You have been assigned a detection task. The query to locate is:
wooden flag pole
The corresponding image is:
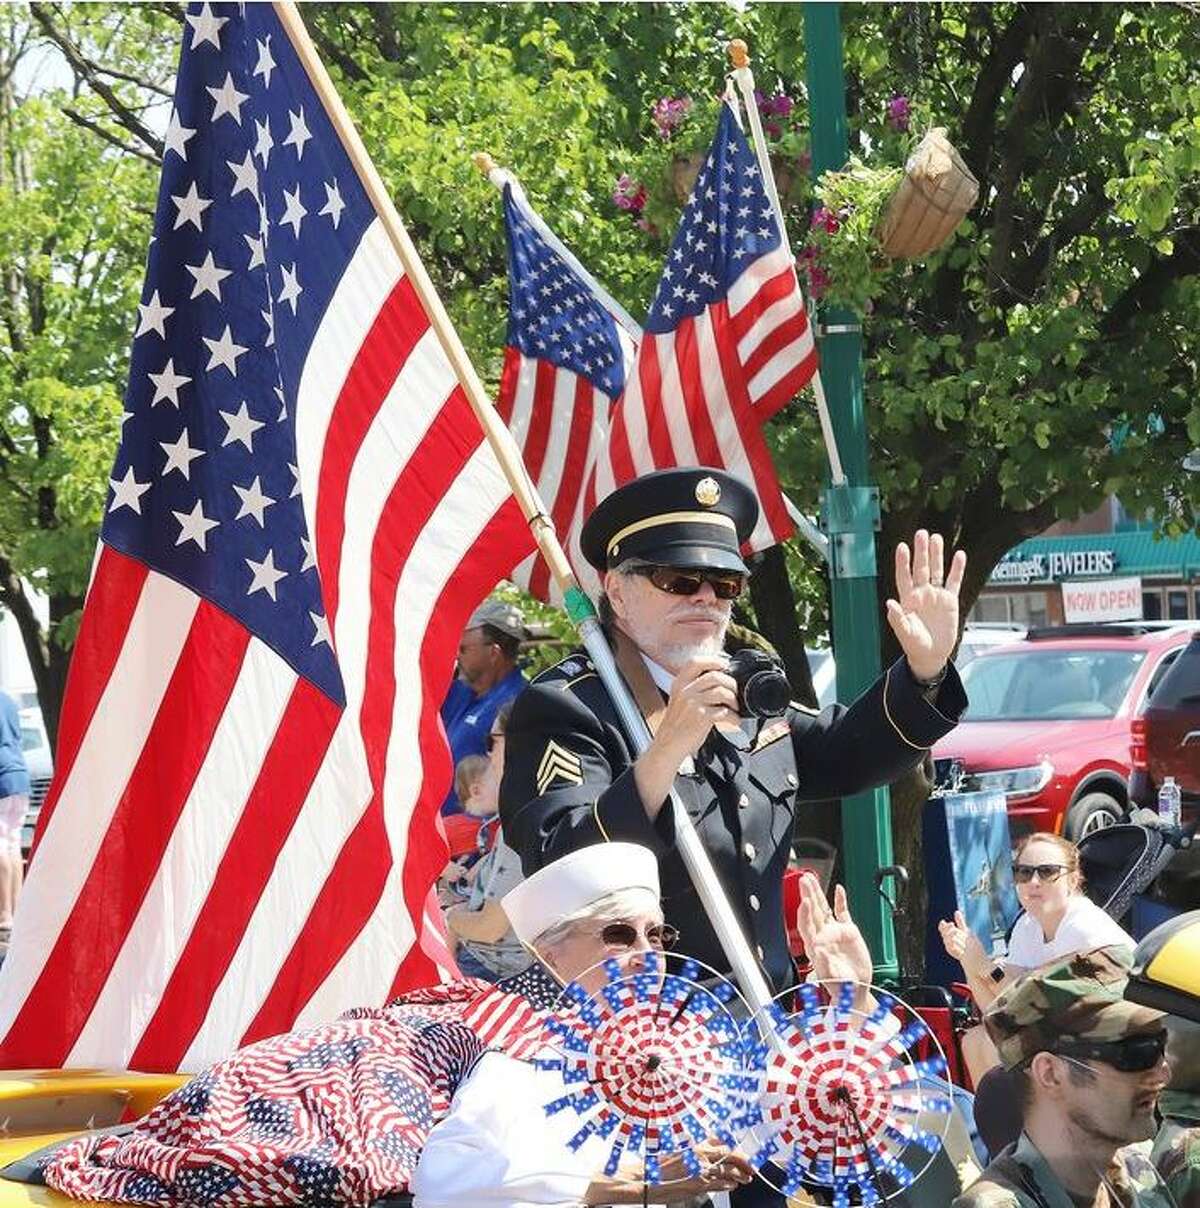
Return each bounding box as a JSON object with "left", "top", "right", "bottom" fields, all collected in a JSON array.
[{"left": 275, "top": 2, "right": 777, "bottom": 1016}]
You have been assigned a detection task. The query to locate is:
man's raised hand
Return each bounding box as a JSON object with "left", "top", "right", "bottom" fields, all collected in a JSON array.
[{"left": 886, "top": 529, "right": 967, "bottom": 682}]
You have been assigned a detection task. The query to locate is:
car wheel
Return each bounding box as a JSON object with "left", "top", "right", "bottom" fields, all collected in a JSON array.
[{"left": 1064, "top": 792, "right": 1123, "bottom": 840}]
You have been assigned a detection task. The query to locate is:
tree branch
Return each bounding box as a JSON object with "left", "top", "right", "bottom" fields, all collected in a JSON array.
[
  {"left": 1099, "top": 225, "right": 1200, "bottom": 339},
  {"left": 61, "top": 105, "right": 161, "bottom": 165},
  {"left": 29, "top": 2, "right": 163, "bottom": 159}
]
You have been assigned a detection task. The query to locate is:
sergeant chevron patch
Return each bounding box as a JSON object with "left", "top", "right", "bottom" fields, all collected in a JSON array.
[{"left": 536, "top": 740, "right": 584, "bottom": 795}]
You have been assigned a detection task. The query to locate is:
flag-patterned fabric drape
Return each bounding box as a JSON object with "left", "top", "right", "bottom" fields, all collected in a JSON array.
[{"left": 0, "top": 1, "right": 533, "bottom": 1072}]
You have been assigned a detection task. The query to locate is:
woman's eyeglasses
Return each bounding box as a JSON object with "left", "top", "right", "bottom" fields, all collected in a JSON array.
[
  {"left": 485, "top": 732, "right": 505, "bottom": 754},
  {"left": 627, "top": 564, "right": 746, "bottom": 601},
  {"left": 1053, "top": 1030, "right": 1167, "bottom": 1074},
  {"left": 598, "top": 920, "right": 679, "bottom": 951},
  {"left": 1012, "top": 863, "right": 1068, "bottom": 884}
]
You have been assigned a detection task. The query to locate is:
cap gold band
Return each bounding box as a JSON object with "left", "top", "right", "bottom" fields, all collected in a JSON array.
[{"left": 606, "top": 510, "right": 738, "bottom": 560}]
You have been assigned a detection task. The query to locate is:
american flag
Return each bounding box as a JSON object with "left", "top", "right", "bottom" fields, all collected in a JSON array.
[
  {"left": 495, "top": 180, "right": 637, "bottom": 603},
  {"left": 0, "top": 1, "right": 533, "bottom": 1072},
  {"left": 501, "top": 101, "right": 816, "bottom": 600}
]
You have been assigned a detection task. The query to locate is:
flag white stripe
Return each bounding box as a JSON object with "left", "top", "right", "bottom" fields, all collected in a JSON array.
[
  {"left": 295, "top": 219, "right": 401, "bottom": 554},
  {"left": 504, "top": 355, "right": 539, "bottom": 447},
  {"left": 748, "top": 339, "right": 814, "bottom": 405},
  {"left": 693, "top": 310, "right": 776, "bottom": 552},
  {"left": 657, "top": 331, "right": 701, "bottom": 467},
  {"left": 297, "top": 451, "right": 514, "bottom": 1025},
  {"left": 0, "top": 573, "right": 199, "bottom": 1037},
  {"left": 532, "top": 370, "right": 580, "bottom": 502},
  {"left": 66, "top": 636, "right": 297, "bottom": 1066},
  {"left": 726, "top": 246, "right": 794, "bottom": 317},
  {"left": 736, "top": 286, "right": 805, "bottom": 363}
]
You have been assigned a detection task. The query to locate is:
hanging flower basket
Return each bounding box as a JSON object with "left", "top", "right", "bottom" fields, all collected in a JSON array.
[{"left": 877, "top": 127, "right": 979, "bottom": 259}]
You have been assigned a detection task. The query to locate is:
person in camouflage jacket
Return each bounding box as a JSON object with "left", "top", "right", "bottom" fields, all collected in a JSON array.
[
  {"left": 953, "top": 947, "right": 1174, "bottom": 1208},
  {"left": 1151, "top": 1017, "right": 1200, "bottom": 1207}
]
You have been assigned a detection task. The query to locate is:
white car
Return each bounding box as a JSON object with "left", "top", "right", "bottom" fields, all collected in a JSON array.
[{"left": 16, "top": 705, "right": 52, "bottom": 860}]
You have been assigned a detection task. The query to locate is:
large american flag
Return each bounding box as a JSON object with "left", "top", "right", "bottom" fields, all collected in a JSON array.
[
  {"left": 0, "top": 1, "right": 532, "bottom": 1071},
  {"left": 501, "top": 101, "right": 816, "bottom": 601}
]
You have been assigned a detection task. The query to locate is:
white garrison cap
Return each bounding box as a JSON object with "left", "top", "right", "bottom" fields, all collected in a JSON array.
[{"left": 501, "top": 843, "right": 660, "bottom": 946}]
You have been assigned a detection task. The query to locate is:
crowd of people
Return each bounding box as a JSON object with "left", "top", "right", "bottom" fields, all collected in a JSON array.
[{"left": 21, "top": 466, "right": 1200, "bottom": 1207}]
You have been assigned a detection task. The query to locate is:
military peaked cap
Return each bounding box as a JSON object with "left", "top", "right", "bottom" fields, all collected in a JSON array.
[{"left": 580, "top": 467, "right": 759, "bottom": 573}]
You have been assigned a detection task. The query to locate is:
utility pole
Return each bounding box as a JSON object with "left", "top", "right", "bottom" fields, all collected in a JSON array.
[{"left": 803, "top": 2, "right": 898, "bottom": 976}]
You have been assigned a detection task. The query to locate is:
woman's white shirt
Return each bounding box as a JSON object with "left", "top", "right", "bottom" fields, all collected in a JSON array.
[
  {"left": 1005, "top": 894, "right": 1134, "bottom": 969},
  {"left": 410, "top": 1051, "right": 595, "bottom": 1207}
]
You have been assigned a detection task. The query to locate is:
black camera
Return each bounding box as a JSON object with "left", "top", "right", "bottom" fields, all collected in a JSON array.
[{"left": 727, "top": 649, "right": 791, "bottom": 718}]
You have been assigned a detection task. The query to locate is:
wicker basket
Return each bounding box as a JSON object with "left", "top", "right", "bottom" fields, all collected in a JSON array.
[{"left": 878, "top": 127, "right": 979, "bottom": 259}]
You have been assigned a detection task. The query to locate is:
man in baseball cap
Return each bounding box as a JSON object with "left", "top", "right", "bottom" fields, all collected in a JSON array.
[
  {"left": 440, "top": 597, "right": 528, "bottom": 815},
  {"left": 954, "top": 947, "right": 1173, "bottom": 1207}
]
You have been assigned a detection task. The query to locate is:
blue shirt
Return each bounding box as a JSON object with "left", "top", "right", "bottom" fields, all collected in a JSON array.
[
  {"left": 440, "top": 668, "right": 526, "bottom": 815},
  {"left": 0, "top": 693, "right": 31, "bottom": 799}
]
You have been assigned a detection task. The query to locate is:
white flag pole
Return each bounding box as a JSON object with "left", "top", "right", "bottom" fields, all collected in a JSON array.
[{"left": 728, "top": 40, "right": 848, "bottom": 488}]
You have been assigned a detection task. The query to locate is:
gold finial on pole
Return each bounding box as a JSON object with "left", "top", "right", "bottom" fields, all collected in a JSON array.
[
  {"left": 728, "top": 39, "right": 749, "bottom": 69},
  {"left": 472, "top": 151, "right": 497, "bottom": 176}
]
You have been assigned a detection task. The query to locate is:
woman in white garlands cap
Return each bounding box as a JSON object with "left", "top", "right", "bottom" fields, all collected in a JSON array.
[{"left": 410, "top": 841, "right": 756, "bottom": 1207}]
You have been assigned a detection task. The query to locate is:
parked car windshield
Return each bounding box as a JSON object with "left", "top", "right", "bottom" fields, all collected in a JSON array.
[{"left": 962, "top": 648, "right": 1146, "bottom": 720}]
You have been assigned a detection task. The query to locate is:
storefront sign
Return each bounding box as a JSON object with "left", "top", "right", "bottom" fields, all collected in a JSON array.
[
  {"left": 990, "top": 548, "right": 1116, "bottom": 585},
  {"left": 1061, "top": 575, "right": 1143, "bottom": 623}
]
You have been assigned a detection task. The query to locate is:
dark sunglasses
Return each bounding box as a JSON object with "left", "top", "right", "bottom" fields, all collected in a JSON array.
[
  {"left": 1053, "top": 1030, "right": 1167, "bottom": 1074},
  {"left": 485, "top": 732, "right": 505, "bottom": 754},
  {"left": 598, "top": 920, "right": 679, "bottom": 951},
  {"left": 1012, "top": 863, "right": 1068, "bottom": 884},
  {"left": 627, "top": 564, "right": 746, "bottom": 601}
]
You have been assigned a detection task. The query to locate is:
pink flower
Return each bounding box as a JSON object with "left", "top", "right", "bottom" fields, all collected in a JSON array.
[
  {"left": 612, "top": 173, "right": 647, "bottom": 214},
  {"left": 635, "top": 216, "right": 659, "bottom": 236},
  {"left": 755, "top": 90, "right": 794, "bottom": 121},
  {"left": 795, "top": 151, "right": 812, "bottom": 174},
  {"left": 807, "top": 265, "right": 831, "bottom": 299},
  {"left": 810, "top": 205, "right": 839, "bottom": 234},
  {"left": 886, "top": 94, "right": 911, "bottom": 133},
  {"left": 652, "top": 95, "right": 693, "bottom": 140}
]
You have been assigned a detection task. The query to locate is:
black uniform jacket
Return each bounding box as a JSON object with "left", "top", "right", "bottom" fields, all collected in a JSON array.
[{"left": 499, "top": 640, "right": 967, "bottom": 991}]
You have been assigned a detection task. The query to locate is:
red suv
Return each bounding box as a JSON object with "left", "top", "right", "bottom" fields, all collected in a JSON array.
[
  {"left": 1130, "top": 631, "right": 1200, "bottom": 819},
  {"left": 932, "top": 624, "right": 1197, "bottom": 840}
]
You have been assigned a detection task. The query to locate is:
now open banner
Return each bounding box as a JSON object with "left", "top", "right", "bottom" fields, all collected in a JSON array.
[{"left": 1061, "top": 575, "right": 1143, "bottom": 623}]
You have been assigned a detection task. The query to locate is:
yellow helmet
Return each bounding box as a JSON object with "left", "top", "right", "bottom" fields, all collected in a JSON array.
[{"left": 1125, "top": 910, "right": 1200, "bottom": 1022}]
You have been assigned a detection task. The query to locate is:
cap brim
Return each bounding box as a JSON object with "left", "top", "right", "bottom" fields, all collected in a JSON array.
[{"left": 637, "top": 543, "right": 749, "bottom": 575}]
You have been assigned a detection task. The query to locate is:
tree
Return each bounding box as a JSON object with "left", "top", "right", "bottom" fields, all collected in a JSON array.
[{"left": 0, "top": 5, "right": 173, "bottom": 745}]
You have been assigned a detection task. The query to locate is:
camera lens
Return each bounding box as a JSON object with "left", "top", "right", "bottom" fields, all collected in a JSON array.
[{"left": 728, "top": 650, "right": 791, "bottom": 718}]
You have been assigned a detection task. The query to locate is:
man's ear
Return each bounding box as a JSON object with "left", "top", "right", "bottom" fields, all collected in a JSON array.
[
  {"left": 604, "top": 569, "right": 628, "bottom": 622},
  {"left": 1029, "top": 1051, "right": 1067, "bottom": 1095}
]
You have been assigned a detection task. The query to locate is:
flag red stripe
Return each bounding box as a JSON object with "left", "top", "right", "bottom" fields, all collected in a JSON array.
[
  {"left": 671, "top": 323, "right": 723, "bottom": 467},
  {"left": 0, "top": 604, "right": 249, "bottom": 1066},
  {"left": 315, "top": 275, "right": 428, "bottom": 630},
  {"left": 240, "top": 392, "right": 485, "bottom": 1043},
  {"left": 389, "top": 492, "right": 533, "bottom": 1000},
  {"left": 495, "top": 346, "right": 522, "bottom": 426},
  {"left": 638, "top": 340, "right": 674, "bottom": 470},
  {"left": 728, "top": 265, "right": 802, "bottom": 344},
  {"left": 128, "top": 677, "right": 342, "bottom": 1070},
  {"left": 518, "top": 360, "right": 558, "bottom": 483},
  {"left": 710, "top": 301, "right": 793, "bottom": 541},
  {"left": 741, "top": 309, "right": 813, "bottom": 385},
  {"left": 751, "top": 348, "right": 820, "bottom": 422},
  {"left": 31, "top": 549, "right": 148, "bottom": 856}
]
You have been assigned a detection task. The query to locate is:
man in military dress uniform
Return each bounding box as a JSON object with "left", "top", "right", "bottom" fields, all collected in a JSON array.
[
  {"left": 499, "top": 466, "right": 969, "bottom": 995},
  {"left": 954, "top": 947, "right": 1174, "bottom": 1208}
]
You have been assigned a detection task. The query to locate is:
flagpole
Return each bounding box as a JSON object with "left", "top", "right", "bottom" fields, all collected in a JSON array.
[
  {"left": 273, "top": 1, "right": 776, "bottom": 1016},
  {"left": 728, "top": 41, "right": 847, "bottom": 488}
]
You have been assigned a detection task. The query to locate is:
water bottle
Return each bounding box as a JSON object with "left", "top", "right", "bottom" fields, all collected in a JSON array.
[{"left": 1158, "top": 776, "right": 1182, "bottom": 828}]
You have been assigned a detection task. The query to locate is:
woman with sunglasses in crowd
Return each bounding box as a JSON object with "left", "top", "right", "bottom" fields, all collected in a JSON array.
[
  {"left": 940, "top": 832, "right": 1134, "bottom": 1012},
  {"left": 940, "top": 831, "right": 1135, "bottom": 1097}
]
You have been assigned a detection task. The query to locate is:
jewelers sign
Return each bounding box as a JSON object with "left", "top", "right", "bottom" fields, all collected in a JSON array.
[{"left": 1061, "top": 576, "right": 1143, "bottom": 623}]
